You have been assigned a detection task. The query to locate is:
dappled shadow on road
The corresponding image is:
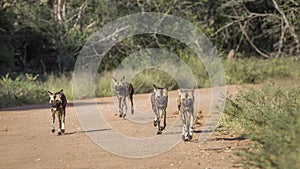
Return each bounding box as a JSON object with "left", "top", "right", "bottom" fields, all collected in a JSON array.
[
  {"left": 185, "top": 131, "right": 246, "bottom": 144},
  {"left": 0, "top": 100, "right": 112, "bottom": 111},
  {"left": 199, "top": 146, "right": 233, "bottom": 152},
  {"left": 193, "top": 129, "right": 214, "bottom": 134},
  {"left": 213, "top": 136, "right": 246, "bottom": 141},
  {"left": 187, "top": 136, "right": 246, "bottom": 144},
  {"left": 63, "top": 131, "right": 78, "bottom": 135},
  {"left": 62, "top": 128, "right": 112, "bottom": 136},
  {"left": 81, "top": 128, "right": 112, "bottom": 133}
]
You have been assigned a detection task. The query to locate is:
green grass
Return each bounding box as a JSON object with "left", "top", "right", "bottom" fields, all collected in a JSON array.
[
  {"left": 223, "top": 58, "right": 299, "bottom": 84},
  {"left": 45, "top": 73, "right": 73, "bottom": 100},
  {"left": 222, "top": 83, "right": 300, "bottom": 168},
  {"left": 95, "top": 71, "right": 113, "bottom": 97}
]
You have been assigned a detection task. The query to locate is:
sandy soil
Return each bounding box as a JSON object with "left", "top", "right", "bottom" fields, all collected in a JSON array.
[{"left": 0, "top": 85, "right": 247, "bottom": 169}]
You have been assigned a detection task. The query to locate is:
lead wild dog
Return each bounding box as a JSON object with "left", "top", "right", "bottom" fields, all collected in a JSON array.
[
  {"left": 47, "top": 89, "right": 67, "bottom": 135},
  {"left": 151, "top": 84, "right": 169, "bottom": 134},
  {"left": 178, "top": 89, "right": 195, "bottom": 141},
  {"left": 112, "top": 76, "right": 134, "bottom": 118}
]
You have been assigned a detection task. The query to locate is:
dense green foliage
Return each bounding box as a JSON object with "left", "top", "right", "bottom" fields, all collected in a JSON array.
[
  {"left": 223, "top": 84, "right": 300, "bottom": 168},
  {"left": 1, "top": 0, "right": 300, "bottom": 77},
  {"left": 0, "top": 74, "right": 48, "bottom": 107}
]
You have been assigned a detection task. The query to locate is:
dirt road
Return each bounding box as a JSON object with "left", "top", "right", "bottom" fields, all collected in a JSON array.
[{"left": 0, "top": 85, "right": 246, "bottom": 169}]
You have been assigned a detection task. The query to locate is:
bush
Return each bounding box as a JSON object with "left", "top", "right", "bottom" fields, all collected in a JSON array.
[
  {"left": 0, "top": 74, "right": 48, "bottom": 108},
  {"left": 223, "top": 84, "right": 300, "bottom": 168},
  {"left": 223, "top": 58, "right": 298, "bottom": 84}
]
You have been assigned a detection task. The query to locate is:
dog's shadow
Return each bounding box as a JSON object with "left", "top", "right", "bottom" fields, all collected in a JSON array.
[
  {"left": 62, "top": 131, "right": 77, "bottom": 135},
  {"left": 61, "top": 128, "right": 112, "bottom": 136}
]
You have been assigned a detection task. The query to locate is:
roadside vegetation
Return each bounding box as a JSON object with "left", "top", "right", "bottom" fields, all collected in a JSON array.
[
  {"left": 1, "top": 58, "right": 299, "bottom": 108},
  {"left": 222, "top": 83, "right": 300, "bottom": 168}
]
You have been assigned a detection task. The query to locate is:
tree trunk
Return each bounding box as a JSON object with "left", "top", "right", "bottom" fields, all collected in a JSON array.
[
  {"left": 57, "top": 0, "right": 62, "bottom": 23},
  {"left": 48, "top": 0, "right": 66, "bottom": 23},
  {"left": 62, "top": 0, "right": 67, "bottom": 20},
  {"left": 51, "top": 0, "right": 58, "bottom": 21}
]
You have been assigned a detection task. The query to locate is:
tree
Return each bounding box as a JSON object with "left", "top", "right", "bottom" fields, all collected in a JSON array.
[
  {"left": 210, "top": 0, "right": 300, "bottom": 58},
  {"left": 0, "top": 0, "right": 299, "bottom": 77}
]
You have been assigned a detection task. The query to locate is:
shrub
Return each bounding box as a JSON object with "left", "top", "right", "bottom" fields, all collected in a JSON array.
[
  {"left": 223, "top": 84, "right": 300, "bottom": 168},
  {"left": 0, "top": 74, "right": 48, "bottom": 108}
]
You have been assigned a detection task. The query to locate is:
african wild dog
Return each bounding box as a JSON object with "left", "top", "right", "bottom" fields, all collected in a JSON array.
[
  {"left": 47, "top": 89, "right": 67, "bottom": 135},
  {"left": 151, "top": 84, "right": 169, "bottom": 134},
  {"left": 112, "top": 76, "right": 134, "bottom": 118},
  {"left": 178, "top": 89, "right": 195, "bottom": 141}
]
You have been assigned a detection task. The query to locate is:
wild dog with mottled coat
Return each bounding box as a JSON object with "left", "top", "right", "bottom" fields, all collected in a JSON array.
[
  {"left": 47, "top": 89, "right": 67, "bottom": 135},
  {"left": 112, "top": 76, "right": 134, "bottom": 118},
  {"left": 151, "top": 84, "right": 169, "bottom": 134},
  {"left": 178, "top": 89, "right": 194, "bottom": 141}
]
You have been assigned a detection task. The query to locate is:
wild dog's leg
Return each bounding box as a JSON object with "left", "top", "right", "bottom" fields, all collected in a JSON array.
[
  {"left": 152, "top": 106, "right": 160, "bottom": 133},
  {"left": 156, "top": 119, "right": 161, "bottom": 134},
  {"left": 123, "top": 97, "right": 127, "bottom": 118},
  {"left": 61, "top": 109, "right": 65, "bottom": 133},
  {"left": 188, "top": 111, "right": 194, "bottom": 141},
  {"left": 160, "top": 109, "right": 167, "bottom": 131},
  {"left": 153, "top": 115, "right": 158, "bottom": 127},
  {"left": 129, "top": 88, "right": 134, "bottom": 114},
  {"left": 186, "top": 112, "right": 191, "bottom": 141},
  {"left": 158, "top": 109, "right": 163, "bottom": 129},
  {"left": 51, "top": 110, "right": 55, "bottom": 133},
  {"left": 156, "top": 109, "right": 162, "bottom": 134},
  {"left": 153, "top": 106, "right": 158, "bottom": 127},
  {"left": 181, "top": 111, "right": 188, "bottom": 141},
  {"left": 129, "top": 95, "right": 134, "bottom": 115},
  {"left": 118, "top": 98, "right": 122, "bottom": 118},
  {"left": 57, "top": 112, "right": 62, "bottom": 135}
]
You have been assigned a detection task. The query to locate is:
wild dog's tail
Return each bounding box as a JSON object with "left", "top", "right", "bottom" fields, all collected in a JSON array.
[
  {"left": 129, "top": 83, "right": 134, "bottom": 114},
  {"left": 177, "top": 94, "right": 181, "bottom": 111}
]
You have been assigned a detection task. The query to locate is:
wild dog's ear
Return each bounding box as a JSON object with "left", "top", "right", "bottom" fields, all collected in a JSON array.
[
  {"left": 165, "top": 84, "right": 170, "bottom": 90},
  {"left": 153, "top": 84, "right": 159, "bottom": 93},
  {"left": 178, "top": 89, "right": 182, "bottom": 97},
  {"left": 59, "top": 89, "right": 63, "bottom": 93},
  {"left": 112, "top": 76, "right": 117, "bottom": 84},
  {"left": 47, "top": 91, "right": 53, "bottom": 96},
  {"left": 121, "top": 75, "right": 125, "bottom": 82}
]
